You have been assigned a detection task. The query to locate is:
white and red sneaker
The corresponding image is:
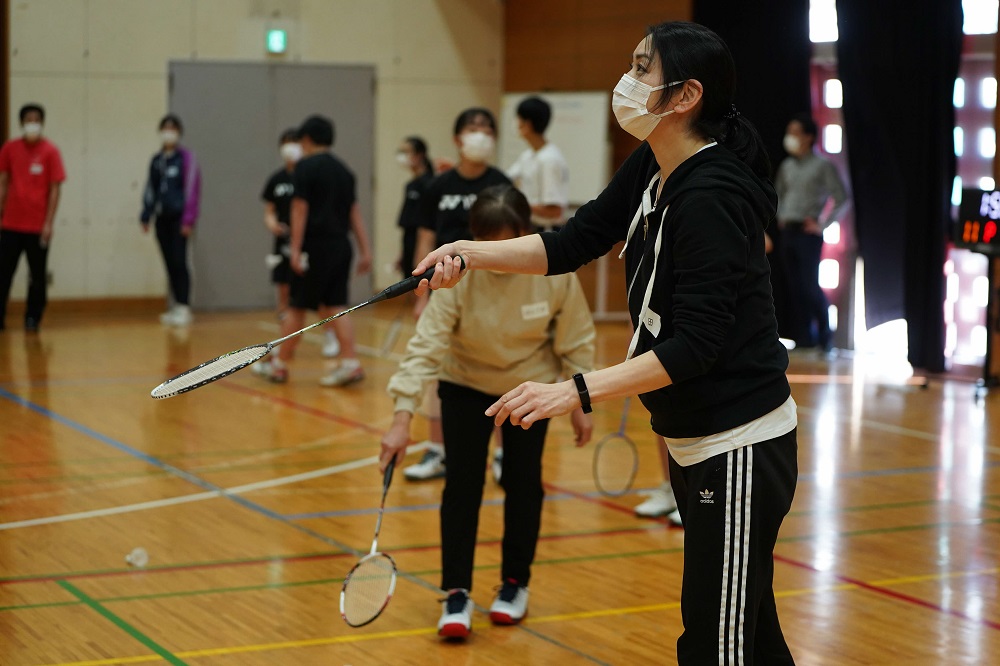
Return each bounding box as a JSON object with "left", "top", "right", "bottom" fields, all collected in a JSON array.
[
  {"left": 438, "top": 589, "right": 473, "bottom": 639},
  {"left": 489, "top": 579, "right": 529, "bottom": 625}
]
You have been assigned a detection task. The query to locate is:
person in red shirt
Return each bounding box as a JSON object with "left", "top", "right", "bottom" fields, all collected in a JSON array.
[{"left": 0, "top": 103, "right": 66, "bottom": 332}]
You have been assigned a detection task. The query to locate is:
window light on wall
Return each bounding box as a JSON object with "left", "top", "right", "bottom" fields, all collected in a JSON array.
[
  {"left": 955, "top": 78, "right": 966, "bottom": 107},
  {"left": 979, "top": 127, "right": 996, "bottom": 158},
  {"left": 823, "top": 124, "right": 843, "bottom": 153},
  {"left": 823, "top": 221, "right": 841, "bottom": 245},
  {"left": 824, "top": 79, "right": 843, "bottom": 108},
  {"left": 819, "top": 259, "right": 840, "bottom": 290},
  {"left": 809, "top": 0, "right": 839, "bottom": 42},
  {"left": 981, "top": 77, "right": 997, "bottom": 108},
  {"left": 953, "top": 176, "right": 963, "bottom": 206},
  {"left": 955, "top": 127, "right": 965, "bottom": 157},
  {"left": 963, "top": 0, "right": 999, "bottom": 35},
  {"left": 980, "top": 176, "right": 995, "bottom": 190}
]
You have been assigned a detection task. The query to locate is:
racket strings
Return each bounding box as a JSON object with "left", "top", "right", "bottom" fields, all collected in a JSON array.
[
  {"left": 342, "top": 554, "right": 396, "bottom": 626},
  {"left": 151, "top": 344, "right": 269, "bottom": 398},
  {"left": 593, "top": 434, "right": 639, "bottom": 497}
]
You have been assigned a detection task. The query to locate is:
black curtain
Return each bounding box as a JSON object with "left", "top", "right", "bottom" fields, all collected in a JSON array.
[
  {"left": 836, "top": 0, "right": 963, "bottom": 372},
  {"left": 693, "top": 0, "right": 812, "bottom": 340},
  {"left": 692, "top": 0, "right": 812, "bottom": 174}
]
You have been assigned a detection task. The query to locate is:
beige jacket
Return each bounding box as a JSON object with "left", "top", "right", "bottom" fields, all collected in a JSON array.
[{"left": 388, "top": 270, "right": 595, "bottom": 413}]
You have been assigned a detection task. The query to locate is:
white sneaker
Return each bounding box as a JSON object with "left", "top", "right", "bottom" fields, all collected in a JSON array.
[
  {"left": 634, "top": 482, "right": 678, "bottom": 518},
  {"left": 159, "top": 305, "right": 192, "bottom": 327},
  {"left": 491, "top": 449, "right": 503, "bottom": 484},
  {"left": 403, "top": 443, "right": 446, "bottom": 481},
  {"left": 438, "top": 589, "right": 473, "bottom": 639},
  {"left": 322, "top": 331, "right": 341, "bottom": 358},
  {"left": 666, "top": 508, "right": 683, "bottom": 527},
  {"left": 489, "top": 579, "right": 528, "bottom": 625},
  {"left": 318, "top": 363, "right": 364, "bottom": 387}
]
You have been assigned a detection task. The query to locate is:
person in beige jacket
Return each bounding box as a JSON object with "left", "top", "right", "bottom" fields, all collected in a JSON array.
[{"left": 380, "top": 185, "right": 595, "bottom": 640}]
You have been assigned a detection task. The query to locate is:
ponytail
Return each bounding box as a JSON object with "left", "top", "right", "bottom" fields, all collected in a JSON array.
[
  {"left": 404, "top": 136, "right": 434, "bottom": 175},
  {"left": 646, "top": 21, "right": 771, "bottom": 180},
  {"left": 719, "top": 109, "right": 771, "bottom": 180}
]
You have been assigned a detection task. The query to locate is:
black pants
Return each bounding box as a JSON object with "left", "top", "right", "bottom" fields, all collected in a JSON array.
[
  {"left": 779, "top": 225, "right": 829, "bottom": 349},
  {"left": 400, "top": 226, "right": 417, "bottom": 280},
  {"left": 438, "top": 380, "right": 549, "bottom": 591},
  {"left": 155, "top": 215, "right": 190, "bottom": 305},
  {"left": 669, "top": 429, "right": 798, "bottom": 666},
  {"left": 0, "top": 229, "right": 49, "bottom": 328}
]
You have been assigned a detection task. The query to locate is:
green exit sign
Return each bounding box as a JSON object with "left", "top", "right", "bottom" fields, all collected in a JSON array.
[{"left": 266, "top": 29, "right": 287, "bottom": 54}]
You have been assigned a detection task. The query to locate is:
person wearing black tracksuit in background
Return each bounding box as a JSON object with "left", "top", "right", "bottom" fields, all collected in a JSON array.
[{"left": 413, "top": 21, "right": 798, "bottom": 666}]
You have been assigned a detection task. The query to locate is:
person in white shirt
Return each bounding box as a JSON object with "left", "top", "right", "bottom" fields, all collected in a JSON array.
[{"left": 506, "top": 97, "right": 570, "bottom": 231}]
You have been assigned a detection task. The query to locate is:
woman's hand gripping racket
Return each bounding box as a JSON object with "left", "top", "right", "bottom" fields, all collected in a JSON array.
[
  {"left": 150, "top": 260, "right": 463, "bottom": 399},
  {"left": 340, "top": 460, "right": 397, "bottom": 627},
  {"left": 592, "top": 397, "right": 639, "bottom": 497}
]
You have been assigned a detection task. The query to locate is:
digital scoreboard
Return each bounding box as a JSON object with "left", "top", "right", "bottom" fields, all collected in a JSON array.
[{"left": 955, "top": 188, "right": 1000, "bottom": 255}]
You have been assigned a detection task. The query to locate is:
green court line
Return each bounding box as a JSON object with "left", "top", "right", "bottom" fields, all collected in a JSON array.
[
  {"left": 57, "top": 580, "right": 188, "bottom": 666},
  {"left": 4, "top": 547, "right": 684, "bottom": 614}
]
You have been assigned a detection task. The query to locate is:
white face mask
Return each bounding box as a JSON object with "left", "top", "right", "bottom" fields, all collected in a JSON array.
[
  {"left": 783, "top": 134, "right": 801, "bottom": 155},
  {"left": 22, "top": 123, "right": 42, "bottom": 140},
  {"left": 396, "top": 151, "right": 413, "bottom": 168},
  {"left": 612, "top": 74, "right": 685, "bottom": 141},
  {"left": 459, "top": 131, "right": 495, "bottom": 163},
  {"left": 161, "top": 129, "right": 180, "bottom": 147},
  {"left": 280, "top": 142, "right": 302, "bottom": 163}
]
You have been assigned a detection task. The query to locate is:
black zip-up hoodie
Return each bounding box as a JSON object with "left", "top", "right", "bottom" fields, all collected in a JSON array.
[{"left": 542, "top": 143, "right": 790, "bottom": 439}]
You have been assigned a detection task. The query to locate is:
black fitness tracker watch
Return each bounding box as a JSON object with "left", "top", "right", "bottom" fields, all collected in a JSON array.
[{"left": 572, "top": 373, "right": 593, "bottom": 414}]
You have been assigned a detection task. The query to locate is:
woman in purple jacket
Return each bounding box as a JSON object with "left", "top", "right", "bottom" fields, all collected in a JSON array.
[{"left": 141, "top": 114, "right": 201, "bottom": 326}]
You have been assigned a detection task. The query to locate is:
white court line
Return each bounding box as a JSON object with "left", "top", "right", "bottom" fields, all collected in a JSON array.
[
  {"left": 0, "top": 443, "right": 427, "bottom": 531},
  {"left": 0, "top": 432, "right": 350, "bottom": 507}
]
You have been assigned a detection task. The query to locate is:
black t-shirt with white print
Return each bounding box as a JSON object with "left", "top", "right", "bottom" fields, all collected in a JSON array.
[
  {"left": 293, "top": 152, "right": 356, "bottom": 247},
  {"left": 261, "top": 167, "right": 294, "bottom": 253},
  {"left": 417, "top": 167, "right": 511, "bottom": 245}
]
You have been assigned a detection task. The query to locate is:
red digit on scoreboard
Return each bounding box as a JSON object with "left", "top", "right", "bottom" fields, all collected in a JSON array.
[{"left": 985, "top": 220, "right": 997, "bottom": 243}]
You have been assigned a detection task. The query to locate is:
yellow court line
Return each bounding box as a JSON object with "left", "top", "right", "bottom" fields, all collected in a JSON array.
[{"left": 36, "top": 571, "right": 996, "bottom": 666}]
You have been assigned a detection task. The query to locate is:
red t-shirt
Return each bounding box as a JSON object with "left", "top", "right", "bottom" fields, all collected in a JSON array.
[{"left": 0, "top": 137, "right": 67, "bottom": 233}]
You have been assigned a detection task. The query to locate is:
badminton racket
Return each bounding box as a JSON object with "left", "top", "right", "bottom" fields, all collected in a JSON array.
[
  {"left": 592, "top": 396, "right": 639, "bottom": 496},
  {"left": 150, "top": 260, "right": 462, "bottom": 399},
  {"left": 340, "top": 460, "right": 398, "bottom": 627}
]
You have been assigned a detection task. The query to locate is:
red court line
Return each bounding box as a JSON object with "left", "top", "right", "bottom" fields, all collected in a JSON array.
[
  {"left": 773, "top": 554, "right": 1000, "bottom": 631},
  {"left": 104, "top": 385, "right": 1000, "bottom": 632},
  {"left": 218, "top": 381, "right": 384, "bottom": 435}
]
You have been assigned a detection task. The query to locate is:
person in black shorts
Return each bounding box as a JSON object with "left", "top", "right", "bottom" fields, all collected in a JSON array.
[
  {"left": 261, "top": 128, "right": 341, "bottom": 355},
  {"left": 261, "top": 128, "right": 299, "bottom": 317},
  {"left": 254, "top": 115, "right": 371, "bottom": 386},
  {"left": 395, "top": 136, "right": 434, "bottom": 280}
]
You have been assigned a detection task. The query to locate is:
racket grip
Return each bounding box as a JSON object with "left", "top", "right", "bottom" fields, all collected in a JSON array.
[
  {"left": 379, "top": 257, "right": 466, "bottom": 301},
  {"left": 383, "top": 458, "right": 395, "bottom": 490}
]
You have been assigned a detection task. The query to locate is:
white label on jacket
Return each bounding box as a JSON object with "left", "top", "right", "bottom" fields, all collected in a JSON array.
[
  {"left": 521, "top": 301, "right": 550, "bottom": 320},
  {"left": 642, "top": 307, "right": 661, "bottom": 337},
  {"left": 29, "top": 163, "right": 43, "bottom": 175}
]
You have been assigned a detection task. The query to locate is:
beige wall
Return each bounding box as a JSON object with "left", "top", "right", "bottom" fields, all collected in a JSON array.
[{"left": 6, "top": 0, "right": 503, "bottom": 300}]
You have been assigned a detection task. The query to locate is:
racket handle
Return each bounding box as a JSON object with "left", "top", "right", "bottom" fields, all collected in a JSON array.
[
  {"left": 383, "top": 458, "right": 395, "bottom": 491},
  {"left": 378, "top": 257, "right": 466, "bottom": 302}
]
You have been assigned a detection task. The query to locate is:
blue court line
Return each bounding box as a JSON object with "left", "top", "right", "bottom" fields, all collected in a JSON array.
[{"left": 0, "top": 386, "right": 610, "bottom": 666}]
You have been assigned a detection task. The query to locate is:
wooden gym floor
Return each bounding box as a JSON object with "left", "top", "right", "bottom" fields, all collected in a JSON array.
[{"left": 0, "top": 302, "right": 997, "bottom": 665}]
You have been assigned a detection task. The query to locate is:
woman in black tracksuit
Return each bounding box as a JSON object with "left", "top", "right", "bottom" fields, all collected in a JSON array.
[{"left": 413, "top": 21, "right": 798, "bottom": 666}]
